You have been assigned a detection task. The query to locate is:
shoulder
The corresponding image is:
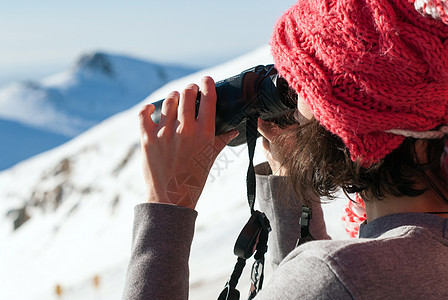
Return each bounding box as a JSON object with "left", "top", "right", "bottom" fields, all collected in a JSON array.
[
  {"left": 288, "top": 224, "right": 438, "bottom": 266},
  {"left": 258, "top": 238, "right": 381, "bottom": 299},
  {"left": 258, "top": 239, "right": 361, "bottom": 299},
  {"left": 272, "top": 225, "right": 448, "bottom": 299}
]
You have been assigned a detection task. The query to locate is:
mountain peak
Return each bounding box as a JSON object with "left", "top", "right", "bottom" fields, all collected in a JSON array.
[
  {"left": 75, "top": 52, "right": 114, "bottom": 76},
  {"left": 0, "top": 51, "right": 197, "bottom": 171}
]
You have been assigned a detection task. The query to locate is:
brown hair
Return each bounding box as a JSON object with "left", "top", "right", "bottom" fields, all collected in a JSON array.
[{"left": 274, "top": 118, "right": 447, "bottom": 206}]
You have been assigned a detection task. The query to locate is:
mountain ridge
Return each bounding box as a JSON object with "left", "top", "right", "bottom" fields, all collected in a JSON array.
[{"left": 0, "top": 51, "right": 197, "bottom": 170}]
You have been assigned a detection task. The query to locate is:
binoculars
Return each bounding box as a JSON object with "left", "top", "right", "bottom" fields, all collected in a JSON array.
[{"left": 151, "top": 64, "right": 297, "bottom": 146}]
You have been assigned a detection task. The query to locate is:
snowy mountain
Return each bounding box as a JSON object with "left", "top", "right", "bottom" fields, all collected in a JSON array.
[
  {"left": 0, "top": 46, "right": 348, "bottom": 300},
  {"left": 0, "top": 52, "right": 196, "bottom": 170}
]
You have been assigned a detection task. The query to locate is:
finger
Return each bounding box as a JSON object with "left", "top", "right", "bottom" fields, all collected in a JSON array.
[
  {"left": 212, "top": 129, "right": 239, "bottom": 158},
  {"left": 138, "top": 104, "right": 157, "bottom": 133},
  {"left": 257, "top": 119, "right": 282, "bottom": 143},
  {"left": 138, "top": 104, "right": 157, "bottom": 146},
  {"left": 178, "top": 84, "right": 199, "bottom": 126},
  {"left": 197, "top": 76, "right": 217, "bottom": 128},
  {"left": 159, "top": 91, "right": 180, "bottom": 127}
]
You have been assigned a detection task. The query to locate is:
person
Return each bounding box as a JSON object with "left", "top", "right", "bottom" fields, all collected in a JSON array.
[{"left": 123, "top": 0, "right": 448, "bottom": 299}]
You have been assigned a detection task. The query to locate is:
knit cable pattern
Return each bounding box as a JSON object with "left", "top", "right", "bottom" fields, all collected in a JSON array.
[{"left": 271, "top": 0, "right": 448, "bottom": 166}]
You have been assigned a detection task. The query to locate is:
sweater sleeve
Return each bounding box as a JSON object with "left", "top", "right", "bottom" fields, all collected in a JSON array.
[
  {"left": 255, "top": 162, "right": 330, "bottom": 270},
  {"left": 122, "top": 203, "right": 197, "bottom": 300}
]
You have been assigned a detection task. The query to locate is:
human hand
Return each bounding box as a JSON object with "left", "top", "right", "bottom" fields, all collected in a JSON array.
[
  {"left": 257, "top": 119, "right": 293, "bottom": 176},
  {"left": 138, "top": 77, "right": 238, "bottom": 209}
]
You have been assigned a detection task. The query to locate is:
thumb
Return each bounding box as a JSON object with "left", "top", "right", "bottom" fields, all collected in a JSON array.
[{"left": 212, "top": 130, "right": 239, "bottom": 158}]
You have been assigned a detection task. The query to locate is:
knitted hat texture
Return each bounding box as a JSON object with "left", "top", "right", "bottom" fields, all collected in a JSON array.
[{"left": 271, "top": 0, "right": 448, "bottom": 165}]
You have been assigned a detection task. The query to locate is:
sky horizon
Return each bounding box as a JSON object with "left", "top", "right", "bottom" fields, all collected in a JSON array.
[{"left": 0, "top": 1, "right": 296, "bottom": 86}]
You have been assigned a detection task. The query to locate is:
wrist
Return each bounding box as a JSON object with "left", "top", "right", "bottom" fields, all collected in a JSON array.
[
  {"left": 145, "top": 172, "right": 203, "bottom": 209},
  {"left": 255, "top": 162, "right": 288, "bottom": 177},
  {"left": 271, "top": 165, "right": 288, "bottom": 176},
  {"left": 146, "top": 191, "right": 197, "bottom": 210}
]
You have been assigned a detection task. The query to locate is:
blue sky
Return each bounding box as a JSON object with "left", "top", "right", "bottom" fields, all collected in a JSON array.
[{"left": 0, "top": 0, "right": 296, "bottom": 85}]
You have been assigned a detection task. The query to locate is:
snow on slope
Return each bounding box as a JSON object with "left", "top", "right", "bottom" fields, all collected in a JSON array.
[
  {"left": 0, "top": 52, "right": 196, "bottom": 170},
  {"left": 0, "top": 46, "right": 347, "bottom": 300}
]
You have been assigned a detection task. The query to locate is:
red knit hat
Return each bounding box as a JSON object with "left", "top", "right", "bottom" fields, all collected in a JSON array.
[{"left": 271, "top": 0, "right": 448, "bottom": 165}]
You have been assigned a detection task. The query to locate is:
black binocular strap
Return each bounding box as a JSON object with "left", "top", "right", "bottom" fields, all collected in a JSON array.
[
  {"left": 218, "top": 115, "right": 270, "bottom": 300},
  {"left": 248, "top": 224, "right": 269, "bottom": 300},
  {"left": 246, "top": 116, "right": 257, "bottom": 214},
  {"left": 218, "top": 257, "right": 245, "bottom": 300}
]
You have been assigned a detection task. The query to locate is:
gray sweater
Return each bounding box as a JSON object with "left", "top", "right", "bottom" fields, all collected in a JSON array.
[{"left": 123, "top": 165, "right": 448, "bottom": 299}]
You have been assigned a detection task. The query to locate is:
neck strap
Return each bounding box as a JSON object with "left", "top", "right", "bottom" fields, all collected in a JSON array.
[
  {"left": 246, "top": 116, "right": 257, "bottom": 213},
  {"left": 218, "top": 116, "right": 271, "bottom": 300}
]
